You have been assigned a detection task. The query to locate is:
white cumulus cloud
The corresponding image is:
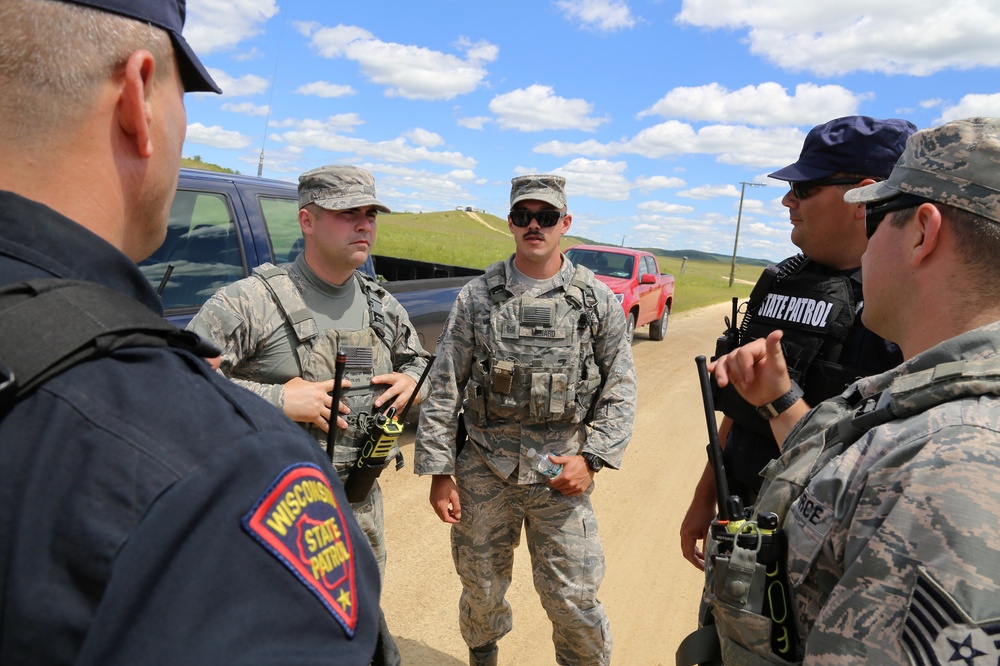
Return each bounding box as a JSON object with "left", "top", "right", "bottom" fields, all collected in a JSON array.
[
  {"left": 638, "top": 82, "right": 866, "bottom": 126},
  {"left": 185, "top": 0, "right": 279, "bottom": 53},
  {"left": 934, "top": 93, "right": 1000, "bottom": 124},
  {"left": 635, "top": 175, "right": 687, "bottom": 192},
  {"left": 206, "top": 69, "right": 270, "bottom": 97},
  {"left": 556, "top": 0, "right": 637, "bottom": 32},
  {"left": 221, "top": 102, "right": 269, "bottom": 116},
  {"left": 676, "top": 0, "right": 1000, "bottom": 76},
  {"left": 490, "top": 85, "right": 609, "bottom": 132},
  {"left": 637, "top": 201, "right": 696, "bottom": 213},
  {"left": 536, "top": 121, "right": 803, "bottom": 169},
  {"left": 273, "top": 117, "right": 476, "bottom": 168},
  {"left": 295, "top": 81, "right": 356, "bottom": 98},
  {"left": 298, "top": 23, "right": 497, "bottom": 100},
  {"left": 185, "top": 123, "right": 253, "bottom": 149}
]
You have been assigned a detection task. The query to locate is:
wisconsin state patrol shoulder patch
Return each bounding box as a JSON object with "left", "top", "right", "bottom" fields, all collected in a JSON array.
[{"left": 243, "top": 463, "right": 359, "bottom": 636}]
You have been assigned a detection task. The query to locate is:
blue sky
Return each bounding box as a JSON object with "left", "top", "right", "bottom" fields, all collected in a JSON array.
[{"left": 181, "top": 0, "right": 1000, "bottom": 263}]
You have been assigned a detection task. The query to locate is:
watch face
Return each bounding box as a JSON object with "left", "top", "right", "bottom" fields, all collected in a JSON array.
[{"left": 584, "top": 454, "right": 603, "bottom": 471}]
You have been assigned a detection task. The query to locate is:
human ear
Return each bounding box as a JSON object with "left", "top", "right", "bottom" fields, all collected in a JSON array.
[
  {"left": 908, "top": 203, "right": 943, "bottom": 267},
  {"left": 118, "top": 50, "right": 157, "bottom": 158}
]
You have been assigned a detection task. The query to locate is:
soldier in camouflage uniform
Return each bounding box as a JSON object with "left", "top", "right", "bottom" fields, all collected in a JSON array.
[
  {"left": 188, "top": 165, "right": 430, "bottom": 581},
  {"left": 414, "top": 175, "right": 636, "bottom": 666},
  {"left": 697, "top": 118, "right": 1000, "bottom": 664}
]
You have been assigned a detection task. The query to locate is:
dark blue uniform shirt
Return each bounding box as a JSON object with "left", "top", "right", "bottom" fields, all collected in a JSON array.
[{"left": 0, "top": 191, "right": 380, "bottom": 665}]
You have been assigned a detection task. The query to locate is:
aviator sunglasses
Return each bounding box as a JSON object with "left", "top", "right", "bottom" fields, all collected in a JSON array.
[
  {"left": 789, "top": 177, "right": 864, "bottom": 200},
  {"left": 865, "top": 193, "right": 935, "bottom": 239},
  {"left": 509, "top": 209, "right": 565, "bottom": 228}
]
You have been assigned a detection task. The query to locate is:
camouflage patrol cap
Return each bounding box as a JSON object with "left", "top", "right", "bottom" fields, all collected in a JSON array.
[
  {"left": 298, "top": 165, "right": 391, "bottom": 213},
  {"left": 510, "top": 174, "right": 567, "bottom": 209},
  {"left": 844, "top": 117, "right": 1000, "bottom": 224}
]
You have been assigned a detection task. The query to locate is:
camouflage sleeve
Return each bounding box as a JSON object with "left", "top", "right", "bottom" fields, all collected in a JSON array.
[
  {"left": 186, "top": 280, "right": 285, "bottom": 408},
  {"left": 412, "top": 282, "right": 479, "bottom": 476},
  {"left": 793, "top": 418, "right": 1000, "bottom": 662},
  {"left": 381, "top": 292, "right": 430, "bottom": 399},
  {"left": 584, "top": 282, "right": 637, "bottom": 469}
]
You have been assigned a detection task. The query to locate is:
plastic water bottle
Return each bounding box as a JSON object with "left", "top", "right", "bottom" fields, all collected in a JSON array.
[{"left": 526, "top": 448, "right": 562, "bottom": 479}]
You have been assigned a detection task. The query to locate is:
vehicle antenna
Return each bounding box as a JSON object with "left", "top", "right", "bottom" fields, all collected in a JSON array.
[{"left": 257, "top": 0, "right": 289, "bottom": 177}]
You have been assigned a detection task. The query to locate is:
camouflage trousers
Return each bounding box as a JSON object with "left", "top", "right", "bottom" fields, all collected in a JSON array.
[
  {"left": 343, "top": 474, "right": 386, "bottom": 580},
  {"left": 452, "top": 443, "right": 611, "bottom": 666}
]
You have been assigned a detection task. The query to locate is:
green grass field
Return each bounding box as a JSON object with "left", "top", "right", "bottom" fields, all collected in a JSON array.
[{"left": 377, "top": 210, "right": 764, "bottom": 314}]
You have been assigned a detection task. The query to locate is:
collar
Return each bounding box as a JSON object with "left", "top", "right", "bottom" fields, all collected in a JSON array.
[{"left": 0, "top": 190, "right": 163, "bottom": 314}]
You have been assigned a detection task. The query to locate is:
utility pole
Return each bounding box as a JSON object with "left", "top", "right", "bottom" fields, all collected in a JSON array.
[{"left": 729, "top": 181, "right": 766, "bottom": 287}]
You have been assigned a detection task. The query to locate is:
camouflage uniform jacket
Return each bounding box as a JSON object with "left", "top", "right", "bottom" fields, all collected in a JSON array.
[
  {"left": 414, "top": 255, "right": 636, "bottom": 484},
  {"left": 708, "top": 319, "right": 1000, "bottom": 664},
  {"left": 188, "top": 259, "right": 428, "bottom": 410}
]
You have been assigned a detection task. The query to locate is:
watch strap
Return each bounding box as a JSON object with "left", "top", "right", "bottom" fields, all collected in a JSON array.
[
  {"left": 581, "top": 453, "right": 604, "bottom": 472},
  {"left": 755, "top": 381, "right": 804, "bottom": 420}
]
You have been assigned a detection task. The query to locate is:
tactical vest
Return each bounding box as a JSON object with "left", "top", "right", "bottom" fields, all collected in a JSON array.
[
  {"left": 700, "top": 357, "right": 1000, "bottom": 666},
  {"left": 252, "top": 265, "right": 396, "bottom": 473},
  {"left": 462, "top": 261, "right": 603, "bottom": 427},
  {"left": 718, "top": 257, "right": 865, "bottom": 437}
]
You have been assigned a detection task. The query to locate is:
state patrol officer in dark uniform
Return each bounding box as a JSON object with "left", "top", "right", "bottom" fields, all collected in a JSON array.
[
  {"left": 0, "top": 0, "right": 381, "bottom": 663},
  {"left": 680, "top": 116, "right": 914, "bottom": 571}
]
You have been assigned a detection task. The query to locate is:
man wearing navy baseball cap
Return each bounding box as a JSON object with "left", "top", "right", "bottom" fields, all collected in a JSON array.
[
  {"left": 680, "top": 116, "right": 915, "bottom": 572},
  {"left": 0, "top": 1, "right": 382, "bottom": 664}
]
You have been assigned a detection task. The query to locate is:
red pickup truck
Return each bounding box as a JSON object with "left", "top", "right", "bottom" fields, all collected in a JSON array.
[{"left": 565, "top": 245, "right": 674, "bottom": 342}]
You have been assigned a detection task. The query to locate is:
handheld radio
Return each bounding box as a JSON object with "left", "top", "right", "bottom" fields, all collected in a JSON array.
[
  {"left": 695, "top": 355, "right": 798, "bottom": 659},
  {"left": 342, "top": 355, "right": 435, "bottom": 503}
]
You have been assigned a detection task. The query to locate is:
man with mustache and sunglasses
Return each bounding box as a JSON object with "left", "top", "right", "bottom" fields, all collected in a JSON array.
[
  {"left": 680, "top": 116, "right": 916, "bottom": 574},
  {"left": 701, "top": 117, "right": 1000, "bottom": 664},
  {"left": 415, "top": 174, "right": 636, "bottom": 666}
]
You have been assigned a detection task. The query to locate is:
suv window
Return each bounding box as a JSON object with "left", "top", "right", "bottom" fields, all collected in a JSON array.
[
  {"left": 260, "top": 195, "right": 304, "bottom": 263},
  {"left": 138, "top": 190, "right": 245, "bottom": 312}
]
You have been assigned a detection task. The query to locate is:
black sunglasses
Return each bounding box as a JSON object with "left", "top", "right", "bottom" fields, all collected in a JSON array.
[
  {"left": 789, "top": 177, "right": 864, "bottom": 200},
  {"left": 509, "top": 209, "right": 565, "bottom": 228},
  {"left": 865, "top": 194, "right": 935, "bottom": 239}
]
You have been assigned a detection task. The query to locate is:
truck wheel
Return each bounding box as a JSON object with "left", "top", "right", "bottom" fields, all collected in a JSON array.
[
  {"left": 626, "top": 312, "right": 637, "bottom": 344},
  {"left": 649, "top": 306, "right": 669, "bottom": 341}
]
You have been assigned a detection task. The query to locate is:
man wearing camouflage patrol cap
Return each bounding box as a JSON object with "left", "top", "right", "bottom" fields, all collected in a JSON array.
[
  {"left": 0, "top": 1, "right": 383, "bottom": 664},
  {"left": 700, "top": 117, "right": 1000, "bottom": 663},
  {"left": 415, "top": 174, "right": 636, "bottom": 665},
  {"left": 189, "top": 164, "right": 430, "bottom": 662}
]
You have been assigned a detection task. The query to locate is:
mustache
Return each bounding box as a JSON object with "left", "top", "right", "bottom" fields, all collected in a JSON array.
[{"left": 522, "top": 232, "right": 545, "bottom": 240}]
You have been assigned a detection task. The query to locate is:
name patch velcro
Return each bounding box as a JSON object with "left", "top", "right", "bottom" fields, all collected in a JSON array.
[
  {"left": 756, "top": 292, "right": 839, "bottom": 331},
  {"left": 243, "top": 463, "right": 359, "bottom": 636}
]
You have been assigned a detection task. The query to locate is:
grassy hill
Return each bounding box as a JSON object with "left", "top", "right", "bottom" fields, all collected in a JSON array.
[{"left": 378, "top": 210, "right": 762, "bottom": 313}]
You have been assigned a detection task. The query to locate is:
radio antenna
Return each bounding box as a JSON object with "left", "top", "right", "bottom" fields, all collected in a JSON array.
[{"left": 257, "top": 0, "right": 289, "bottom": 177}]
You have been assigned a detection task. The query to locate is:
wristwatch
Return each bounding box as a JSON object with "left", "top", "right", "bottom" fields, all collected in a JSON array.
[
  {"left": 581, "top": 453, "right": 605, "bottom": 472},
  {"left": 755, "top": 381, "right": 804, "bottom": 420}
]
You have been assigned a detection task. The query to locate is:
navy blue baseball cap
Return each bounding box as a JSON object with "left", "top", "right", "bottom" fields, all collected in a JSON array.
[
  {"left": 769, "top": 116, "right": 917, "bottom": 182},
  {"left": 63, "top": 0, "right": 221, "bottom": 94}
]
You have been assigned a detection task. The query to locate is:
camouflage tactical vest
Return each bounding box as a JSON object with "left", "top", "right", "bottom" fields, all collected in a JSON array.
[
  {"left": 252, "top": 265, "right": 394, "bottom": 472},
  {"left": 463, "top": 261, "right": 603, "bottom": 427}
]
